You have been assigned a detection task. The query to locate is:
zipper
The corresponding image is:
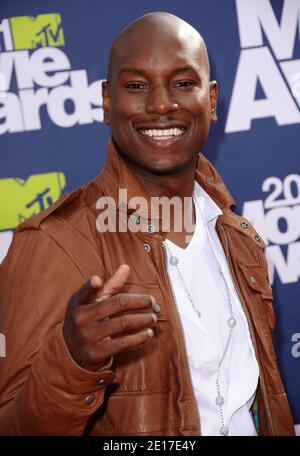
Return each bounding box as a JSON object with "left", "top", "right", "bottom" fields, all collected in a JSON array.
[
  {"left": 160, "top": 241, "right": 202, "bottom": 435},
  {"left": 219, "top": 224, "right": 275, "bottom": 436}
]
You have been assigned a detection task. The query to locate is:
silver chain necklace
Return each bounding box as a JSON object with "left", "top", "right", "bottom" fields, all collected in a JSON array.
[{"left": 164, "top": 192, "right": 237, "bottom": 436}]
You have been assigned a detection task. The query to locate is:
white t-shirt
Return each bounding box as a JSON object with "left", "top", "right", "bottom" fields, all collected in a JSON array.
[{"left": 164, "top": 181, "right": 259, "bottom": 436}]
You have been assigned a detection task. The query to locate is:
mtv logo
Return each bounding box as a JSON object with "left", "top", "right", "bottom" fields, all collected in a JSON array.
[
  {"left": 0, "top": 172, "right": 66, "bottom": 230},
  {"left": 9, "top": 13, "right": 64, "bottom": 50}
]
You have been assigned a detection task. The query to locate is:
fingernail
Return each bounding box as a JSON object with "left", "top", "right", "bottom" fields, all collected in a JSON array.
[
  {"left": 150, "top": 296, "right": 156, "bottom": 307},
  {"left": 153, "top": 303, "right": 161, "bottom": 315},
  {"left": 152, "top": 313, "right": 158, "bottom": 323},
  {"left": 147, "top": 328, "right": 154, "bottom": 337}
]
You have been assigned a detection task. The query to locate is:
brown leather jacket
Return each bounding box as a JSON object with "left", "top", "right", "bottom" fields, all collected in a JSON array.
[{"left": 0, "top": 140, "right": 295, "bottom": 435}]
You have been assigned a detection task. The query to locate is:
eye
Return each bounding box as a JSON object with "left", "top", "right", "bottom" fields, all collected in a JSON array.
[
  {"left": 173, "top": 80, "right": 195, "bottom": 88},
  {"left": 125, "top": 82, "right": 148, "bottom": 91}
]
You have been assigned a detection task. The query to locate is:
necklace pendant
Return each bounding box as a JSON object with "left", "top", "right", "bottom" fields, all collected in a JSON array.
[
  {"left": 170, "top": 255, "right": 179, "bottom": 266},
  {"left": 215, "top": 394, "right": 225, "bottom": 406},
  {"left": 227, "top": 317, "right": 237, "bottom": 328},
  {"left": 220, "top": 425, "right": 229, "bottom": 436}
]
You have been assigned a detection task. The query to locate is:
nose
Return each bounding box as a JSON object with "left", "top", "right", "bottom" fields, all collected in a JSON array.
[{"left": 146, "top": 85, "right": 178, "bottom": 115}]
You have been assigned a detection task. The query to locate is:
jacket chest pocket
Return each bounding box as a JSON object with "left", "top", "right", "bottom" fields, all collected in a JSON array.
[
  {"left": 238, "top": 262, "right": 276, "bottom": 332},
  {"left": 111, "top": 282, "right": 169, "bottom": 395}
]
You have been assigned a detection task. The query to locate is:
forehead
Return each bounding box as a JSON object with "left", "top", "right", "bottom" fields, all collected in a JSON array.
[{"left": 111, "top": 26, "right": 206, "bottom": 79}]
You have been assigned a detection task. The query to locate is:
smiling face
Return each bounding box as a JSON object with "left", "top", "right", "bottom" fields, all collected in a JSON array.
[{"left": 102, "top": 13, "right": 218, "bottom": 176}]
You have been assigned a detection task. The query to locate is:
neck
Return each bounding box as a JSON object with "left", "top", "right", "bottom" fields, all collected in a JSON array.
[
  {"left": 121, "top": 157, "right": 198, "bottom": 201},
  {"left": 122, "top": 156, "right": 198, "bottom": 247}
]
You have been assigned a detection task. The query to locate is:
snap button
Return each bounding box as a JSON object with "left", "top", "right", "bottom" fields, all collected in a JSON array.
[
  {"left": 153, "top": 303, "right": 161, "bottom": 315},
  {"left": 250, "top": 276, "right": 256, "bottom": 284},
  {"left": 144, "top": 243, "right": 151, "bottom": 253},
  {"left": 84, "top": 394, "right": 95, "bottom": 406},
  {"left": 254, "top": 233, "right": 262, "bottom": 242},
  {"left": 132, "top": 214, "right": 141, "bottom": 224},
  {"left": 240, "top": 221, "right": 249, "bottom": 229},
  {"left": 97, "top": 378, "right": 108, "bottom": 387},
  {"left": 147, "top": 224, "right": 156, "bottom": 233}
]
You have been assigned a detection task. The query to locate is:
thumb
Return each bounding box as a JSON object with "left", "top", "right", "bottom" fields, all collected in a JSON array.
[
  {"left": 95, "top": 264, "right": 130, "bottom": 302},
  {"left": 75, "top": 275, "right": 103, "bottom": 306}
]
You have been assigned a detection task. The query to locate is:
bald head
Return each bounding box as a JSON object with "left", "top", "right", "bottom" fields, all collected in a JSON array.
[
  {"left": 101, "top": 11, "right": 218, "bottom": 177},
  {"left": 107, "top": 12, "right": 210, "bottom": 81}
]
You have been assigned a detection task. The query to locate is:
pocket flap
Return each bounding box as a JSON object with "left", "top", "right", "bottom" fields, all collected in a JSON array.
[{"left": 238, "top": 263, "right": 273, "bottom": 300}]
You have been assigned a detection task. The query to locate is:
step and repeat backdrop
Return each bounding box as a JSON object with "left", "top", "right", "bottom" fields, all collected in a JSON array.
[{"left": 0, "top": 0, "right": 299, "bottom": 432}]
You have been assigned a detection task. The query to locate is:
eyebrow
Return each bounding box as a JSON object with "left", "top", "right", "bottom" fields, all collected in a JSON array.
[
  {"left": 118, "top": 67, "right": 148, "bottom": 78},
  {"left": 118, "top": 65, "right": 199, "bottom": 78}
]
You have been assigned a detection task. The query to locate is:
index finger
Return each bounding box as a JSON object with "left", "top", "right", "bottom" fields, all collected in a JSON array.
[{"left": 95, "top": 264, "right": 130, "bottom": 302}]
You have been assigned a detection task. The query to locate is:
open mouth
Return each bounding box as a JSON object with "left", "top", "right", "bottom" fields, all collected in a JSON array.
[
  {"left": 137, "top": 127, "right": 187, "bottom": 148},
  {"left": 139, "top": 127, "right": 186, "bottom": 139}
]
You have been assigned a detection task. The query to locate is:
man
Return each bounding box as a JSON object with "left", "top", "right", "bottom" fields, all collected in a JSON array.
[{"left": 0, "top": 12, "right": 295, "bottom": 436}]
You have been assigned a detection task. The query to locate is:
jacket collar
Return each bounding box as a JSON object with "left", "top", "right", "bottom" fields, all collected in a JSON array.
[{"left": 94, "top": 139, "right": 236, "bottom": 218}]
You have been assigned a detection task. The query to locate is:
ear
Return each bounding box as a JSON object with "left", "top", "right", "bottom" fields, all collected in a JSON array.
[
  {"left": 209, "top": 80, "right": 218, "bottom": 123},
  {"left": 102, "top": 80, "right": 111, "bottom": 125}
]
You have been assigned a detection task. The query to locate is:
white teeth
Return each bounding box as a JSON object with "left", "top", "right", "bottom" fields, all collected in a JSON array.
[{"left": 140, "top": 127, "right": 185, "bottom": 138}]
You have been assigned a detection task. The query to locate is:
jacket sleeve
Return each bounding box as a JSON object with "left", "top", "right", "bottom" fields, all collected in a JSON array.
[{"left": 0, "top": 229, "right": 115, "bottom": 435}]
